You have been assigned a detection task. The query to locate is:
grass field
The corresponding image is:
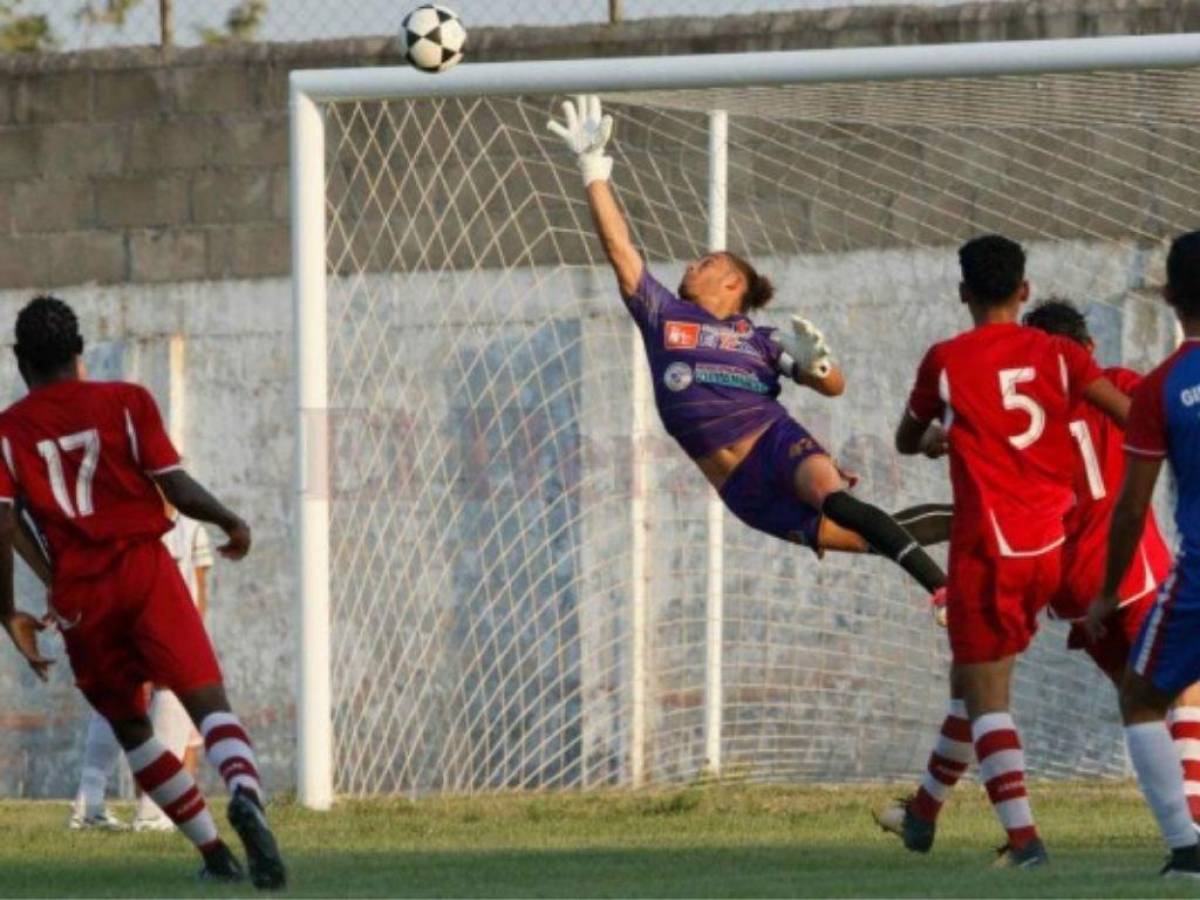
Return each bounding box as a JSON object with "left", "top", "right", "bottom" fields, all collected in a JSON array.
[{"left": 0, "top": 782, "right": 1193, "bottom": 898}]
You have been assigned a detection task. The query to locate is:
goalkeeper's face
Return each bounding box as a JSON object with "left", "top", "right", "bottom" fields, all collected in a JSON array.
[{"left": 678, "top": 253, "right": 743, "bottom": 311}]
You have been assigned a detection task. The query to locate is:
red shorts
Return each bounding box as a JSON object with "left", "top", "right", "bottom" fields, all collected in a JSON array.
[
  {"left": 947, "top": 540, "right": 1062, "bottom": 664},
  {"left": 53, "top": 540, "right": 222, "bottom": 722},
  {"left": 1066, "top": 593, "right": 1156, "bottom": 677}
]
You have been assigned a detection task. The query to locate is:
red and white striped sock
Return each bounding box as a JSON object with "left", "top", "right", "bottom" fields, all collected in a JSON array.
[
  {"left": 1169, "top": 706, "right": 1200, "bottom": 823},
  {"left": 201, "top": 712, "right": 263, "bottom": 802},
  {"left": 973, "top": 712, "right": 1038, "bottom": 850},
  {"left": 911, "top": 699, "right": 972, "bottom": 822},
  {"left": 126, "top": 737, "right": 219, "bottom": 852}
]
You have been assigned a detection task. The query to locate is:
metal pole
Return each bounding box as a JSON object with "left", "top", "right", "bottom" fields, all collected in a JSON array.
[
  {"left": 159, "top": 0, "right": 173, "bottom": 48},
  {"left": 704, "top": 109, "right": 728, "bottom": 779},
  {"left": 609, "top": 0, "right": 623, "bottom": 24},
  {"left": 630, "top": 325, "right": 650, "bottom": 788},
  {"left": 291, "top": 83, "right": 333, "bottom": 811}
]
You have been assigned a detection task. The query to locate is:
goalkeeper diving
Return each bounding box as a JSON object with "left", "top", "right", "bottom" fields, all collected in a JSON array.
[{"left": 549, "top": 96, "right": 947, "bottom": 595}]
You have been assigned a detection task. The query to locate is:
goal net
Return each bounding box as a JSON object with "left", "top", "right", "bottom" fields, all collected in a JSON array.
[{"left": 294, "top": 37, "right": 1200, "bottom": 801}]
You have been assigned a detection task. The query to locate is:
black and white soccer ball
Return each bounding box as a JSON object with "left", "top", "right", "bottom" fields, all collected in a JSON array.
[{"left": 402, "top": 5, "right": 466, "bottom": 74}]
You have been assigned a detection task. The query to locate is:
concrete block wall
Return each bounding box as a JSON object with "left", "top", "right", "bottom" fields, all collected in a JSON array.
[{"left": 0, "top": 0, "right": 1196, "bottom": 293}]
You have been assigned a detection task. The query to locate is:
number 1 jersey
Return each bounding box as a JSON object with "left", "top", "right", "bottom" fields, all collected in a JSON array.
[
  {"left": 0, "top": 380, "right": 180, "bottom": 581},
  {"left": 907, "top": 322, "right": 1104, "bottom": 557}
]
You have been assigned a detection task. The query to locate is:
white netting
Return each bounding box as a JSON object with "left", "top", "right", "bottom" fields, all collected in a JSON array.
[{"left": 319, "top": 65, "right": 1200, "bottom": 795}]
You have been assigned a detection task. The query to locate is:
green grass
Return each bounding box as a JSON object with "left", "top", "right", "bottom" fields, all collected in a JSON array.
[{"left": 0, "top": 782, "right": 1193, "bottom": 897}]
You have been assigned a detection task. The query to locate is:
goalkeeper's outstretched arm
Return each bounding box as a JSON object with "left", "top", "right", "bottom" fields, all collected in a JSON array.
[{"left": 548, "top": 96, "right": 643, "bottom": 297}]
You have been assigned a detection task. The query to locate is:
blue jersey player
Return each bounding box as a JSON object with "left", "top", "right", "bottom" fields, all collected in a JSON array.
[
  {"left": 548, "top": 96, "right": 947, "bottom": 596},
  {"left": 1085, "top": 230, "right": 1200, "bottom": 879}
]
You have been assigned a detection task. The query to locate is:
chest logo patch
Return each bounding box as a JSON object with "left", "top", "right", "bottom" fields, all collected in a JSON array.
[
  {"left": 664, "top": 321, "right": 701, "bottom": 349},
  {"left": 663, "top": 362, "right": 694, "bottom": 392}
]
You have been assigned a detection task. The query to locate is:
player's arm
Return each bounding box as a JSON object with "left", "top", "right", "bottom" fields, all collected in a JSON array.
[
  {"left": 1084, "top": 456, "right": 1161, "bottom": 638},
  {"left": 895, "top": 413, "right": 947, "bottom": 459},
  {"left": 1082, "top": 376, "right": 1131, "bottom": 428},
  {"left": 153, "top": 470, "right": 251, "bottom": 561},
  {"left": 12, "top": 510, "right": 50, "bottom": 587},
  {"left": 548, "top": 96, "right": 643, "bottom": 297},
  {"left": 0, "top": 504, "right": 51, "bottom": 681},
  {"left": 897, "top": 348, "right": 948, "bottom": 457}
]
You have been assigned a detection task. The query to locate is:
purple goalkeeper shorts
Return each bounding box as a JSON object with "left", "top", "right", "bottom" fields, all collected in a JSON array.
[{"left": 718, "top": 416, "right": 826, "bottom": 549}]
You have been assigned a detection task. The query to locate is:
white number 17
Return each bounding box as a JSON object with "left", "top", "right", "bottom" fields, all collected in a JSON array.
[{"left": 37, "top": 429, "right": 100, "bottom": 519}]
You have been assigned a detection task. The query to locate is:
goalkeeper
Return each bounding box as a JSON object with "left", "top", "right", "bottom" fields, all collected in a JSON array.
[{"left": 549, "top": 96, "right": 947, "bottom": 594}]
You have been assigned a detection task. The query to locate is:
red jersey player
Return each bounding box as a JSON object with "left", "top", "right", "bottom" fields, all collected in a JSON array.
[
  {"left": 892, "top": 237, "right": 1129, "bottom": 867},
  {"left": 877, "top": 299, "right": 1200, "bottom": 856},
  {"left": 0, "top": 297, "right": 285, "bottom": 889}
]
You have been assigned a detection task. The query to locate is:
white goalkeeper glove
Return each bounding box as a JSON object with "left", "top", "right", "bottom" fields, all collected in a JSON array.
[
  {"left": 547, "top": 95, "right": 614, "bottom": 187},
  {"left": 773, "top": 315, "right": 833, "bottom": 380}
]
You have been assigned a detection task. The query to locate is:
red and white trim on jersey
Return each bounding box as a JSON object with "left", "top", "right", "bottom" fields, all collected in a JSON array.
[
  {"left": 148, "top": 464, "right": 183, "bottom": 476},
  {"left": 127, "top": 736, "right": 219, "bottom": 851},
  {"left": 124, "top": 408, "right": 140, "bottom": 466},
  {"left": 1123, "top": 442, "right": 1168, "bottom": 459},
  {"left": 989, "top": 510, "right": 1065, "bottom": 559},
  {"left": 1135, "top": 569, "right": 1180, "bottom": 679}
]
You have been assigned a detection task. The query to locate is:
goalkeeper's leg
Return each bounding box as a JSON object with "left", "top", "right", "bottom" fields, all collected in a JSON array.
[{"left": 795, "top": 454, "right": 946, "bottom": 594}]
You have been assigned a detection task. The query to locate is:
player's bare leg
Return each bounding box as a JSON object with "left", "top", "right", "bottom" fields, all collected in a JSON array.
[
  {"left": 1120, "top": 670, "right": 1200, "bottom": 876},
  {"left": 107, "top": 714, "right": 243, "bottom": 882},
  {"left": 179, "top": 682, "right": 287, "bottom": 891},
  {"left": 792, "top": 454, "right": 946, "bottom": 595},
  {"left": 876, "top": 669, "right": 969, "bottom": 853}
]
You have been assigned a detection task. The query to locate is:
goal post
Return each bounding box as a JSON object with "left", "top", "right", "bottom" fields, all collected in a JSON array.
[{"left": 292, "top": 34, "right": 1200, "bottom": 809}]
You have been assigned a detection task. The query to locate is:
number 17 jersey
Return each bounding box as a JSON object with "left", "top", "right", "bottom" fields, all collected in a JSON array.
[
  {"left": 0, "top": 380, "right": 180, "bottom": 581},
  {"left": 907, "top": 322, "right": 1104, "bottom": 557}
]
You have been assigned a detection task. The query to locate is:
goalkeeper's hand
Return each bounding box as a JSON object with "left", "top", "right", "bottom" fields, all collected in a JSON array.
[
  {"left": 773, "top": 315, "right": 833, "bottom": 379},
  {"left": 547, "top": 95, "right": 614, "bottom": 187}
]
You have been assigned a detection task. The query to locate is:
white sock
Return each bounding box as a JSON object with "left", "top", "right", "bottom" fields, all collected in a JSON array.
[
  {"left": 75, "top": 711, "right": 122, "bottom": 815},
  {"left": 1127, "top": 721, "right": 1199, "bottom": 850},
  {"left": 150, "top": 689, "right": 192, "bottom": 764}
]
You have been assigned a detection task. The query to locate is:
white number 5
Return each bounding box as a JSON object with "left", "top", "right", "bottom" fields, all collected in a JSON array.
[
  {"left": 999, "top": 368, "right": 1045, "bottom": 450},
  {"left": 37, "top": 428, "right": 100, "bottom": 519}
]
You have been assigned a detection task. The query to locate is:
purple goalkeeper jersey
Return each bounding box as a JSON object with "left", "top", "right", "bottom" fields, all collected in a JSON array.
[{"left": 624, "top": 268, "right": 788, "bottom": 459}]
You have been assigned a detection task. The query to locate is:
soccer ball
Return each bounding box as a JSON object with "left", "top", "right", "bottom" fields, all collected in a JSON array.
[{"left": 402, "top": 5, "right": 466, "bottom": 74}]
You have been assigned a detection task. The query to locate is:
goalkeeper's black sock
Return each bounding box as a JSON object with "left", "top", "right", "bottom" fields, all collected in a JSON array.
[
  {"left": 821, "top": 491, "right": 947, "bottom": 594},
  {"left": 891, "top": 503, "right": 954, "bottom": 547}
]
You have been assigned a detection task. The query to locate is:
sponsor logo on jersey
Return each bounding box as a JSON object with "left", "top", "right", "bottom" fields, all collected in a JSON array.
[
  {"left": 664, "top": 321, "right": 761, "bottom": 357},
  {"left": 663, "top": 362, "right": 694, "bottom": 392},
  {"left": 664, "top": 321, "right": 701, "bottom": 349},
  {"left": 1182, "top": 384, "right": 1200, "bottom": 407},
  {"left": 693, "top": 363, "right": 770, "bottom": 394},
  {"left": 788, "top": 437, "right": 820, "bottom": 459}
]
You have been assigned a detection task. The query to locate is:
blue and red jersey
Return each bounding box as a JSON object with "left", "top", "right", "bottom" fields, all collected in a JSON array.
[
  {"left": 1125, "top": 339, "right": 1200, "bottom": 576},
  {"left": 623, "top": 268, "right": 788, "bottom": 459}
]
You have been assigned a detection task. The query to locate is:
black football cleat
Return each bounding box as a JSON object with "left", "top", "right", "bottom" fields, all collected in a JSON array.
[
  {"left": 992, "top": 838, "right": 1049, "bottom": 869},
  {"left": 227, "top": 788, "right": 287, "bottom": 890},
  {"left": 1161, "top": 844, "right": 1200, "bottom": 880},
  {"left": 874, "top": 796, "right": 936, "bottom": 853},
  {"left": 198, "top": 840, "right": 245, "bottom": 883}
]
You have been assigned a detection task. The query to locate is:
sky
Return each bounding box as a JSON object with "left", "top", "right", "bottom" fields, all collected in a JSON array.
[{"left": 31, "top": 0, "right": 964, "bottom": 51}]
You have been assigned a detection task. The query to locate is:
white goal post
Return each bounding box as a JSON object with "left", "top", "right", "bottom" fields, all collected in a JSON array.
[{"left": 292, "top": 34, "right": 1200, "bottom": 810}]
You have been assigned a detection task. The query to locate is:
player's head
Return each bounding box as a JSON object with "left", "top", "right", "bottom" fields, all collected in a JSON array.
[
  {"left": 1022, "top": 299, "right": 1093, "bottom": 351},
  {"left": 958, "top": 234, "right": 1029, "bottom": 310},
  {"left": 1165, "top": 230, "right": 1200, "bottom": 321},
  {"left": 678, "top": 251, "right": 774, "bottom": 315},
  {"left": 14, "top": 295, "right": 84, "bottom": 385}
]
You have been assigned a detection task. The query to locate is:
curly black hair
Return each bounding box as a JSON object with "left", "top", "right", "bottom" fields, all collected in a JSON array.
[
  {"left": 1022, "top": 298, "right": 1091, "bottom": 347},
  {"left": 14, "top": 295, "right": 84, "bottom": 377},
  {"left": 959, "top": 234, "right": 1026, "bottom": 305},
  {"left": 1167, "top": 230, "right": 1200, "bottom": 319}
]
